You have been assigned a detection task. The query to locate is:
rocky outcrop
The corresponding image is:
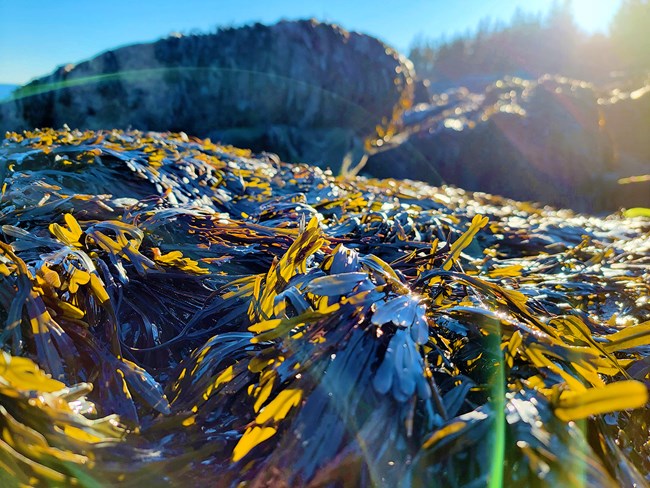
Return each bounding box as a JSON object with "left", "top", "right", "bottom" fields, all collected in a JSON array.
[
  {"left": 2, "top": 21, "right": 647, "bottom": 213},
  {"left": 0, "top": 20, "right": 414, "bottom": 170},
  {"left": 366, "top": 75, "right": 650, "bottom": 212}
]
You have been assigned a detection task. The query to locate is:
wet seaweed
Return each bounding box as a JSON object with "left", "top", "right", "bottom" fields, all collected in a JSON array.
[{"left": 0, "top": 127, "right": 649, "bottom": 486}]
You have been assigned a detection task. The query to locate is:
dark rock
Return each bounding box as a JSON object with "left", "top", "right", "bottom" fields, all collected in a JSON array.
[
  {"left": 367, "top": 75, "right": 650, "bottom": 212},
  {"left": 0, "top": 20, "right": 414, "bottom": 171},
  {"left": 599, "top": 82, "right": 650, "bottom": 209},
  {"left": 412, "top": 78, "right": 432, "bottom": 104}
]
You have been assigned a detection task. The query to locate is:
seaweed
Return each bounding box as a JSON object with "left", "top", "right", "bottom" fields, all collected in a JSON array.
[{"left": 0, "top": 127, "right": 648, "bottom": 486}]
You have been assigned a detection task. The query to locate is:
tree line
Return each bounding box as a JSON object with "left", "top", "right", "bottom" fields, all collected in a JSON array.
[{"left": 409, "top": 0, "right": 650, "bottom": 90}]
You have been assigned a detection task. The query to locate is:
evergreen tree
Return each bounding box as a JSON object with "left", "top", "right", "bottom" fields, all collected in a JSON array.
[
  {"left": 408, "top": 0, "right": 649, "bottom": 87},
  {"left": 610, "top": 0, "right": 650, "bottom": 70}
]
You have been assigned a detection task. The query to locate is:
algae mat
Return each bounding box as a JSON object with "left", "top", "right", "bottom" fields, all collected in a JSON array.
[{"left": 0, "top": 128, "right": 649, "bottom": 487}]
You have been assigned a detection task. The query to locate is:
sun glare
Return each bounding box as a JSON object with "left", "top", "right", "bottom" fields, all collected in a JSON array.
[{"left": 572, "top": 0, "right": 621, "bottom": 33}]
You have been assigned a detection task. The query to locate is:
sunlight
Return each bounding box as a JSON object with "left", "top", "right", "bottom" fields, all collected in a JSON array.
[{"left": 572, "top": 0, "right": 621, "bottom": 33}]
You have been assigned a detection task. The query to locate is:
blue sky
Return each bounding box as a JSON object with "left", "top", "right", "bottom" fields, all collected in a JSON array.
[{"left": 0, "top": 0, "right": 621, "bottom": 84}]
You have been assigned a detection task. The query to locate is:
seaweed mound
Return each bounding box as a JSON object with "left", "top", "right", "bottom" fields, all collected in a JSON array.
[{"left": 0, "top": 128, "right": 649, "bottom": 487}]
